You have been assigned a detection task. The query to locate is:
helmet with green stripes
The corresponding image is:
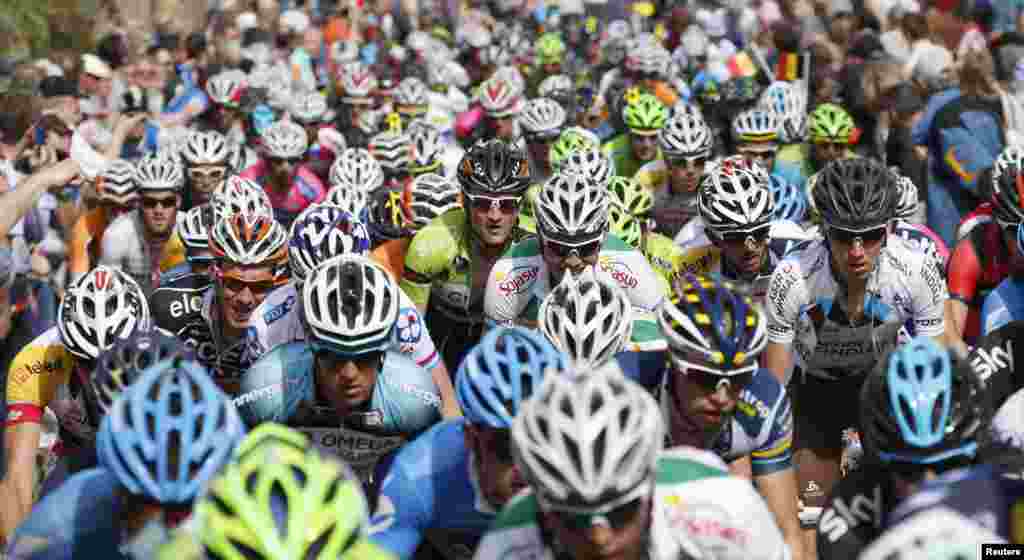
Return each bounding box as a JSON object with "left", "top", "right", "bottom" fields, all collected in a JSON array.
[
  {"left": 809, "top": 103, "right": 855, "bottom": 144},
  {"left": 549, "top": 127, "right": 599, "bottom": 172},
  {"left": 623, "top": 92, "right": 668, "bottom": 134},
  {"left": 608, "top": 176, "right": 653, "bottom": 217},
  {"left": 536, "top": 33, "right": 566, "bottom": 65}
]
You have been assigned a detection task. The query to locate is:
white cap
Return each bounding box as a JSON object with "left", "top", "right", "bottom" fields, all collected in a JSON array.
[
  {"left": 236, "top": 11, "right": 259, "bottom": 32},
  {"left": 279, "top": 9, "right": 310, "bottom": 34},
  {"left": 81, "top": 54, "right": 112, "bottom": 79}
]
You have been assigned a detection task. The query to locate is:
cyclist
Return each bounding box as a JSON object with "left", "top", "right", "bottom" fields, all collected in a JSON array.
[
  {"left": 331, "top": 147, "right": 386, "bottom": 194},
  {"left": 1, "top": 267, "right": 149, "bottom": 539},
  {"left": 368, "top": 130, "right": 412, "bottom": 190},
  {"left": 816, "top": 337, "right": 991, "bottom": 560},
  {"left": 191, "top": 423, "right": 397, "bottom": 560},
  {"left": 770, "top": 174, "right": 811, "bottom": 226},
  {"left": 606, "top": 176, "right": 685, "bottom": 288},
  {"left": 290, "top": 90, "right": 345, "bottom": 183},
  {"left": 889, "top": 174, "right": 950, "bottom": 275},
  {"left": 517, "top": 98, "right": 566, "bottom": 184},
  {"left": 474, "top": 369, "right": 789, "bottom": 560},
  {"left": 99, "top": 153, "right": 187, "bottom": 297},
  {"left": 526, "top": 33, "right": 566, "bottom": 96},
  {"left": 774, "top": 102, "right": 857, "bottom": 192},
  {"left": 68, "top": 159, "right": 138, "bottom": 283},
  {"left": 393, "top": 77, "right": 430, "bottom": 128},
  {"left": 602, "top": 91, "right": 667, "bottom": 179},
  {"left": 677, "top": 163, "right": 809, "bottom": 301},
  {"left": 635, "top": 109, "right": 714, "bottom": 238},
  {"left": 406, "top": 121, "right": 451, "bottom": 179},
  {"left": 158, "top": 203, "right": 215, "bottom": 284},
  {"left": 478, "top": 75, "right": 524, "bottom": 143},
  {"left": 7, "top": 356, "right": 244, "bottom": 559},
  {"left": 241, "top": 118, "right": 327, "bottom": 228},
  {"left": 401, "top": 139, "right": 533, "bottom": 372},
  {"left": 657, "top": 273, "right": 806, "bottom": 559},
  {"left": 205, "top": 69, "right": 249, "bottom": 145},
  {"left": 369, "top": 327, "right": 566, "bottom": 559},
  {"left": 335, "top": 61, "right": 380, "bottom": 147},
  {"left": 235, "top": 255, "right": 442, "bottom": 485},
  {"left": 732, "top": 107, "right": 782, "bottom": 174},
  {"left": 179, "top": 129, "right": 231, "bottom": 209},
  {"left": 151, "top": 211, "right": 289, "bottom": 394},
  {"left": 764, "top": 158, "right": 948, "bottom": 534},
  {"left": 484, "top": 171, "right": 667, "bottom": 353},
  {"left": 243, "top": 203, "right": 460, "bottom": 418}
]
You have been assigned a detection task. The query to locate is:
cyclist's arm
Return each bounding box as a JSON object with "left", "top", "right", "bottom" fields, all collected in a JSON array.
[
  {"left": 914, "top": 250, "right": 951, "bottom": 346},
  {"left": 946, "top": 239, "right": 981, "bottom": 338},
  {"left": 764, "top": 261, "right": 805, "bottom": 384},
  {"left": 430, "top": 362, "right": 461, "bottom": 418},
  {"left": 67, "top": 216, "right": 93, "bottom": 282},
  {"left": 0, "top": 423, "right": 41, "bottom": 542},
  {"left": 757, "top": 468, "right": 807, "bottom": 560}
]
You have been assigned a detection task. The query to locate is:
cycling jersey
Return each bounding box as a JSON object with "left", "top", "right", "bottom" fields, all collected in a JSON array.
[
  {"left": 401, "top": 209, "right": 535, "bottom": 324},
  {"left": 98, "top": 211, "right": 186, "bottom": 298},
  {"left": 483, "top": 235, "right": 668, "bottom": 352},
  {"left": 244, "top": 281, "right": 439, "bottom": 371},
  {"left": 967, "top": 321, "right": 1024, "bottom": 447},
  {"left": 371, "top": 238, "right": 409, "bottom": 281},
  {"left": 891, "top": 220, "right": 950, "bottom": 274},
  {"left": 949, "top": 202, "right": 1012, "bottom": 341},
  {"left": 816, "top": 464, "right": 896, "bottom": 560},
  {"left": 602, "top": 133, "right": 655, "bottom": 179},
  {"left": 633, "top": 158, "right": 707, "bottom": 239},
  {"left": 369, "top": 419, "right": 497, "bottom": 559},
  {"left": 150, "top": 279, "right": 245, "bottom": 393},
  {"left": 240, "top": 159, "right": 327, "bottom": 227},
  {"left": 67, "top": 208, "right": 111, "bottom": 283},
  {"left": 674, "top": 219, "right": 812, "bottom": 303},
  {"left": 662, "top": 369, "right": 794, "bottom": 476},
  {"left": 474, "top": 446, "right": 789, "bottom": 560},
  {"left": 981, "top": 277, "right": 1024, "bottom": 336},
  {"left": 642, "top": 232, "right": 686, "bottom": 289},
  {"left": 235, "top": 342, "right": 442, "bottom": 482},
  {"left": 765, "top": 238, "right": 947, "bottom": 380}
]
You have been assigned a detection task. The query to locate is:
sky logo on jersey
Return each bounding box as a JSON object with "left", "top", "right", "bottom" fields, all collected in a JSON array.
[
  {"left": 496, "top": 266, "right": 539, "bottom": 296},
  {"left": 971, "top": 339, "right": 1013, "bottom": 384},
  {"left": 263, "top": 295, "right": 296, "bottom": 325},
  {"left": 395, "top": 308, "right": 423, "bottom": 344},
  {"left": 598, "top": 258, "right": 638, "bottom": 289}
]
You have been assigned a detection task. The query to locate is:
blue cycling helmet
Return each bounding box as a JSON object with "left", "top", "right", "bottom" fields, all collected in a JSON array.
[
  {"left": 768, "top": 174, "right": 808, "bottom": 223},
  {"left": 88, "top": 328, "right": 192, "bottom": 418},
  {"left": 860, "top": 337, "right": 990, "bottom": 465},
  {"left": 289, "top": 203, "right": 372, "bottom": 282},
  {"left": 456, "top": 327, "right": 567, "bottom": 428},
  {"left": 97, "top": 358, "right": 245, "bottom": 503}
]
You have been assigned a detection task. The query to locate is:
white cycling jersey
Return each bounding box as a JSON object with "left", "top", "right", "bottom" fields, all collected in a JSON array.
[
  {"left": 244, "top": 281, "right": 441, "bottom": 371},
  {"left": 98, "top": 210, "right": 170, "bottom": 297},
  {"left": 483, "top": 235, "right": 667, "bottom": 352},
  {"left": 765, "top": 238, "right": 947, "bottom": 381},
  {"left": 473, "top": 446, "right": 790, "bottom": 560}
]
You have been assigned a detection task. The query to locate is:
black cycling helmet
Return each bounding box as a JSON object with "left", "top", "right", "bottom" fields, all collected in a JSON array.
[
  {"left": 456, "top": 138, "right": 531, "bottom": 197},
  {"left": 366, "top": 188, "right": 412, "bottom": 242},
  {"left": 990, "top": 163, "right": 1024, "bottom": 227},
  {"left": 88, "top": 328, "right": 194, "bottom": 419},
  {"left": 860, "top": 337, "right": 990, "bottom": 466},
  {"left": 813, "top": 158, "right": 897, "bottom": 231}
]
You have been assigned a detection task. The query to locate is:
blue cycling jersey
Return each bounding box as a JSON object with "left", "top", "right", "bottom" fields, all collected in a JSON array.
[
  {"left": 7, "top": 468, "right": 124, "bottom": 560},
  {"left": 369, "top": 419, "right": 496, "bottom": 560},
  {"left": 981, "top": 278, "right": 1024, "bottom": 336},
  {"left": 235, "top": 342, "right": 442, "bottom": 482}
]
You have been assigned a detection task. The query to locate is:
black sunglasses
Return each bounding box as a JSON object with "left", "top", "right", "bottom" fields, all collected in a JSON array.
[
  {"left": 551, "top": 497, "right": 646, "bottom": 530},
  {"left": 685, "top": 367, "right": 756, "bottom": 393},
  {"left": 141, "top": 196, "right": 177, "bottom": 209},
  {"left": 718, "top": 226, "right": 771, "bottom": 245},
  {"left": 827, "top": 225, "right": 887, "bottom": 245},
  {"left": 543, "top": 238, "right": 602, "bottom": 259}
]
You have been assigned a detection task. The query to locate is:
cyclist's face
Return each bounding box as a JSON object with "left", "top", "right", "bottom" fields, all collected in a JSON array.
[
  {"left": 468, "top": 194, "right": 520, "bottom": 246},
  {"left": 827, "top": 225, "right": 889, "bottom": 281},
  {"left": 217, "top": 265, "right": 277, "bottom": 330},
  {"left": 542, "top": 496, "right": 651, "bottom": 560},
  {"left": 714, "top": 226, "right": 771, "bottom": 276},
  {"left": 738, "top": 144, "right": 778, "bottom": 172},
  {"left": 492, "top": 116, "right": 517, "bottom": 140},
  {"left": 812, "top": 141, "right": 847, "bottom": 165},
  {"left": 314, "top": 350, "right": 382, "bottom": 412},
  {"left": 630, "top": 132, "right": 658, "bottom": 162},
  {"left": 541, "top": 236, "right": 602, "bottom": 283},
  {"left": 672, "top": 366, "right": 753, "bottom": 431},
  {"left": 188, "top": 164, "right": 228, "bottom": 200},
  {"left": 466, "top": 425, "right": 526, "bottom": 507},
  {"left": 268, "top": 156, "right": 301, "bottom": 185},
  {"left": 666, "top": 154, "right": 706, "bottom": 193},
  {"left": 140, "top": 191, "right": 180, "bottom": 237}
]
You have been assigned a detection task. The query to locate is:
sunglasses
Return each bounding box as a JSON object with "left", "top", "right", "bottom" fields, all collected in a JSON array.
[
  {"left": 666, "top": 154, "right": 707, "bottom": 170},
  {"left": 141, "top": 196, "right": 177, "bottom": 209},
  {"left": 543, "top": 238, "right": 602, "bottom": 259},
  {"left": 188, "top": 167, "right": 227, "bottom": 182},
  {"left": 550, "top": 497, "right": 646, "bottom": 530},
  {"left": 683, "top": 365, "right": 757, "bottom": 394},
  {"left": 718, "top": 225, "right": 771, "bottom": 245},
  {"left": 313, "top": 348, "right": 385, "bottom": 370},
  {"left": 827, "top": 225, "right": 887, "bottom": 245},
  {"left": 466, "top": 194, "right": 520, "bottom": 215},
  {"left": 268, "top": 156, "right": 302, "bottom": 166},
  {"left": 221, "top": 276, "right": 277, "bottom": 296}
]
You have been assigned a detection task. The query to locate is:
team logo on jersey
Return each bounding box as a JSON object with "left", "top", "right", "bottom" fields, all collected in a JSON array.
[
  {"left": 263, "top": 295, "right": 296, "bottom": 325},
  {"left": 496, "top": 266, "right": 539, "bottom": 296},
  {"left": 971, "top": 339, "right": 1013, "bottom": 383},
  {"left": 395, "top": 308, "right": 423, "bottom": 344},
  {"left": 598, "top": 258, "right": 638, "bottom": 289}
]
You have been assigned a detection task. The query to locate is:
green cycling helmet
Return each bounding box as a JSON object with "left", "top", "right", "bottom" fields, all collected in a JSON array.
[
  {"left": 609, "top": 202, "right": 642, "bottom": 248},
  {"left": 550, "top": 128, "right": 598, "bottom": 171},
  {"left": 536, "top": 33, "right": 566, "bottom": 65},
  {"left": 809, "top": 103, "right": 855, "bottom": 144},
  {"left": 520, "top": 183, "right": 543, "bottom": 219},
  {"left": 608, "top": 176, "right": 653, "bottom": 217},
  {"left": 623, "top": 92, "right": 668, "bottom": 135},
  {"left": 195, "top": 423, "right": 370, "bottom": 560}
]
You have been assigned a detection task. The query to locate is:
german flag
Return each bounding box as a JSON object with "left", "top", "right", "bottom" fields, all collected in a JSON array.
[{"left": 776, "top": 52, "right": 800, "bottom": 81}]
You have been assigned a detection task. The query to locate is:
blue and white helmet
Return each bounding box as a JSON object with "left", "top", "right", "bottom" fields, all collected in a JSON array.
[
  {"left": 768, "top": 174, "right": 808, "bottom": 223},
  {"left": 288, "top": 204, "right": 371, "bottom": 281}
]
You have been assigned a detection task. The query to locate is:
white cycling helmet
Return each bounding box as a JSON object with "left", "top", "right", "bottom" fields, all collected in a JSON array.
[
  {"left": 493, "top": 66, "right": 525, "bottom": 95},
  {"left": 177, "top": 204, "right": 215, "bottom": 253},
  {"left": 368, "top": 132, "right": 411, "bottom": 173},
  {"left": 670, "top": 99, "right": 704, "bottom": 121},
  {"left": 893, "top": 174, "right": 920, "bottom": 221},
  {"left": 538, "top": 74, "right": 573, "bottom": 98},
  {"left": 135, "top": 153, "right": 184, "bottom": 192},
  {"left": 660, "top": 113, "right": 713, "bottom": 158},
  {"left": 535, "top": 172, "right": 610, "bottom": 243},
  {"left": 758, "top": 81, "right": 807, "bottom": 143},
  {"left": 994, "top": 144, "right": 1024, "bottom": 182},
  {"left": 561, "top": 147, "right": 614, "bottom": 190},
  {"left": 325, "top": 184, "right": 369, "bottom": 217},
  {"left": 731, "top": 108, "right": 780, "bottom": 143},
  {"left": 181, "top": 129, "right": 231, "bottom": 166},
  {"left": 406, "top": 172, "right": 460, "bottom": 229},
  {"left": 290, "top": 91, "right": 330, "bottom": 124},
  {"left": 512, "top": 369, "right": 664, "bottom": 512},
  {"left": 338, "top": 62, "right": 377, "bottom": 103},
  {"left": 859, "top": 508, "right": 1004, "bottom": 560},
  {"left": 58, "top": 266, "right": 151, "bottom": 361},
  {"left": 479, "top": 77, "right": 524, "bottom": 118},
  {"left": 538, "top": 274, "right": 633, "bottom": 369},
  {"left": 301, "top": 255, "right": 399, "bottom": 355},
  {"left": 97, "top": 159, "right": 138, "bottom": 204},
  {"left": 698, "top": 165, "right": 774, "bottom": 238},
  {"left": 260, "top": 119, "right": 308, "bottom": 159},
  {"left": 518, "top": 98, "right": 566, "bottom": 138},
  {"left": 407, "top": 122, "right": 444, "bottom": 173},
  {"left": 289, "top": 204, "right": 371, "bottom": 281},
  {"left": 209, "top": 212, "right": 289, "bottom": 267},
  {"left": 330, "top": 148, "right": 385, "bottom": 192},
  {"left": 206, "top": 70, "right": 247, "bottom": 105},
  {"left": 228, "top": 142, "right": 259, "bottom": 173},
  {"left": 210, "top": 176, "right": 273, "bottom": 222},
  {"left": 394, "top": 77, "right": 429, "bottom": 112}
]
